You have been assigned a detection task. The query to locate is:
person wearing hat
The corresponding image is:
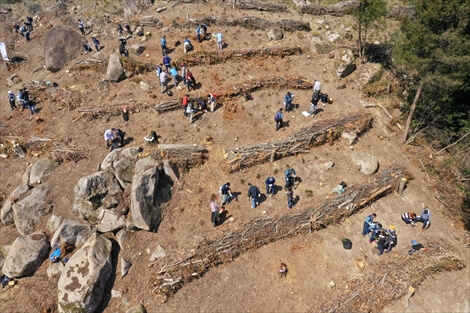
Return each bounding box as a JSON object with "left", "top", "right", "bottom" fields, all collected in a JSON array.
[
  {"left": 376, "top": 229, "right": 389, "bottom": 255},
  {"left": 386, "top": 226, "right": 397, "bottom": 253},
  {"left": 6, "top": 91, "right": 17, "bottom": 110},
  {"left": 417, "top": 208, "right": 431, "bottom": 230}
]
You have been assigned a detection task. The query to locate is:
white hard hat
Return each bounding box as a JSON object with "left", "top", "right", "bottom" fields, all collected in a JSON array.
[{"left": 8, "top": 90, "right": 13, "bottom": 94}]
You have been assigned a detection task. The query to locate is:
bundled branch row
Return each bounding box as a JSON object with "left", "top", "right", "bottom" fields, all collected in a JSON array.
[
  {"left": 154, "top": 75, "right": 313, "bottom": 113},
  {"left": 299, "top": 0, "right": 359, "bottom": 16},
  {"left": 180, "top": 16, "right": 310, "bottom": 32},
  {"left": 153, "top": 166, "right": 407, "bottom": 300},
  {"left": 158, "top": 144, "right": 208, "bottom": 171},
  {"left": 77, "top": 104, "right": 132, "bottom": 120},
  {"left": 224, "top": 113, "right": 373, "bottom": 172},
  {"left": 322, "top": 244, "right": 465, "bottom": 312},
  {"left": 180, "top": 46, "right": 301, "bottom": 66},
  {"left": 223, "top": 0, "right": 287, "bottom": 12},
  {"left": 70, "top": 58, "right": 105, "bottom": 71}
]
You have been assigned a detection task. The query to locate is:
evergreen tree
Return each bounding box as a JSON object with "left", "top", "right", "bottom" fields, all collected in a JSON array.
[{"left": 354, "top": 0, "right": 387, "bottom": 60}]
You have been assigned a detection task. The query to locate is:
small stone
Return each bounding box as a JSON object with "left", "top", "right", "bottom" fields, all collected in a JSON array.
[
  {"left": 8, "top": 280, "right": 15, "bottom": 286},
  {"left": 146, "top": 248, "right": 150, "bottom": 254},
  {"left": 262, "top": 211, "right": 267, "bottom": 214},
  {"left": 329, "top": 281, "right": 335, "bottom": 288},
  {"left": 111, "top": 290, "right": 122, "bottom": 298}
]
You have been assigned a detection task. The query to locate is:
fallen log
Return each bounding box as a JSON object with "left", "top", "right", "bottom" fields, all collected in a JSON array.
[
  {"left": 70, "top": 58, "right": 105, "bottom": 71},
  {"left": 224, "top": 0, "right": 287, "bottom": 12},
  {"left": 155, "top": 75, "right": 313, "bottom": 114},
  {"left": 180, "top": 46, "right": 301, "bottom": 66},
  {"left": 153, "top": 166, "right": 407, "bottom": 299},
  {"left": 224, "top": 113, "right": 373, "bottom": 172},
  {"left": 179, "top": 16, "right": 310, "bottom": 32},
  {"left": 159, "top": 144, "right": 208, "bottom": 170},
  {"left": 299, "top": 0, "right": 359, "bottom": 16}
]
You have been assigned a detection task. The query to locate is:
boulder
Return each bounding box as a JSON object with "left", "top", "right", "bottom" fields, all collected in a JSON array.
[
  {"left": 335, "top": 48, "right": 356, "bottom": 78},
  {"left": 131, "top": 158, "right": 161, "bottom": 231},
  {"left": 149, "top": 245, "right": 166, "bottom": 261},
  {"left": 96, "top": 210, "right": 126, "bottom": 233},
  {"left": 116, "top": 229, "right": 127, "bottom": 250},
  {"left": 131, "top": 44, "right": 146, "bottom": 55},
  {"left": 320, "top": 162, "right": 335, "bottom": 171},
  {"left": 351, "top": 151, "right": 379, "bottom": 175},
  {"left": 51, "top": 219, "right": 94, "bottom": 249},
  {"left": 140, "top": 81, "right": 150, "bottom": 91},
  {"left": 342, "top": 132, "right": 358, "bottom": 145},
  {"left": 107, "top": 54, "right": 126, "bottom": 82},
  {"left": 1, "top": 199, "right": 14, "bottom": 226},
  {"left": 10, "top": 184, "right": 31, "bottom": 201},
  {"left": 101, "top": 147, "right": 142, "bottom": 172},
  {"left": 357, "top": 62, "right": 382, "bottom": 86},
  {"left": 44, "top": 26, "right": 85, "bottom": 72},
  {"left": 6, "top": 73, "right": 22, "bottom": 86},
  {"left": 12, "top": 185, "right": 49, "bottom": 236},
  {"left": 58, "top": 234, "right": 112, "bottom": 313},
  {"left": 135, "top": 26, "right": 144, "bottom": 36},
  {"left": 29, "top": 158, "right": 58, "bottom": 185},
  {"left": 2, "top": 232, "right": 49, "bottom": 278},
  {"left": 126, "top": 304, "right": 147, "bottom": 313},
  {"left": 267, "top": 28, "right": 283, "bottom": 41},
  {"left": 123, "top": 0, "right": 139, "bottom": 17},
  {"left": 22, "top": 164, "right": 33, "bottom": 185},
  {"left": 121, "top": 257, "right": 131, "bottom": 277},
  {"left": 325, "top": 31, "right": 341, "bottom": 43},
  {"left": 47, "top": 214, "right": 64, "bottom": 232},
  {"left": 47, "top": 261, "right": 65, "bottom": 279},
  {"left": 310, "top": 36, "right": 333, "bottom": 55},
  {"left": 0, "top": 245, "right": 10, "bottom": 268},
  {"left": 73, "top": 171, "right": 122, "bottom": 221}
]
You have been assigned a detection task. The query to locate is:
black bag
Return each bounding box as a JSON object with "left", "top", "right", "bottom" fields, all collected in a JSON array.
[
  {"left": 341, "top": 238, "right": 352, "bottom": 249},
  {"left": 166, "top": 90, "right": 173, "bottom": 97},
  {"left": 321, "top": 93, "right": 329, "bottom": 103}
]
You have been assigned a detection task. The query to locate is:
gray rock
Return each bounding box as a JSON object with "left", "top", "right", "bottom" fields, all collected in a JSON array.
[
  {"left": 267, "top": 28, "right": 283, "bottom": 41},
  {"left": 10, "top": 184, "right": 31, "bottom": 201},
  {"left": 121, "top": 257, "right": 131, "bottom": 277},
  {"left": 0, "top": 245, "right": 10, "bottom": 268},
  {"left": 1, "top": 198, "right": 14, "bottom": 226},
  {"left": 123, "top": 0, "right": 139, "bottom": 17},
  {"left": 342, "top": 132, "right": 358, "bottom": 145},
  {"left": 131, "top": 44, "right": 146, "bottom": 55},
  {"left": 149, "top": 245, "right": 166, "bottom": 261},
  {"left": 29, "top": 158, "right": 58, "bottom": 185},
  {"left": 57, "top": 234, "right": 112, "bottom": 313},
  {"left": 44, "top": 26, "right": 85, "bottom": 72},
  {"left": 22, "top": 164, "right": 33, "bottom": 185},
  {"left": 111, "top": 290, "right": 122, "bottom": 298},
  {"left": 51, "top": 219, "right": 94, "bottom": 249},
  {"left": 116, "top": 229, "right": 127, "bottom": 250},
  {"left": 47, "top": 261, "right": 65, "bottom": 279},
  {"left": 325, "top": 31, "right": 341, "bottom": 43},
  {"left": 134, "top": 156, "right": 160, "bottom": 176},
  {"left": 126, "top": 304, "right": 147, "bottom": 313},
  {"left": 47, "top": 214, "right": 64, "bottom": 232},
  {"left": 140, "top": 81, "right": 150, "bottom": 91},
  {"left": 357, "top": 62, "right": 383, "bottom": 86},
  {"left": 2, "top": 232, "right": 49, "bottom": 278},
  {"left": 113, "top": 157, "right": 135, "bottom": 188},
  {"left": 101, "top": 147, "right": 142, "bottom": 172},
  {"left": 320, "top": 162, "right": 335, "bottom": 171},
  {"left": 131, "top": 162, "right": 161, "bottom": 231},
  {"left": 310, "top": 36, "right": 333, "bottom": 55},
  {"left": 359, "top": 100, "right": 376, "bottom": 108},
  {"left": 335, "top": 48, "right": 356, "bottom": 78},
  {"left": 351, "top": 151, "right": 379, "bottom": 175},
  {"left": 6, "top": 73, "right": 22, "bottom": 86},
  {"left": 336, "top": 84, "right": 347, "bottom": 90},
  {"left": 96, "top": 210, "right": 126, "bottom": 233},
  {"left": 156, "top": 6, "right": 166, "bottom": 13},
  {"left": 12, "top": 185, "right": 49, "bottom": 236},
  {"left": 107, "top": 54, "right": 126, "bottom": 82}
]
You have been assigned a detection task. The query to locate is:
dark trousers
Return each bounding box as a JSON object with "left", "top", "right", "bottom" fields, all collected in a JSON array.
[
  {"left": 378, "top": 243, "right": 388, "bottom": 255},
  {"left": 79, "top": 27, "right": 85, "bottom": 36},
  {"left": 266, "top": 184, "right": 274, "bottom": 195},
  {"left": 211, "top": 211, "right": 220, "bottom": 226},
  {"left": 9, "top": 100, "right": 17, "bottom": 110},
  {"left": 276, "top": 119, "right": 283, "bottom": 131},
  {"left": 362, "top": 221, "right": 370, "bottom": 236},
  {"left": 161, "top": 45, "right": 167, "bottom": 56}
]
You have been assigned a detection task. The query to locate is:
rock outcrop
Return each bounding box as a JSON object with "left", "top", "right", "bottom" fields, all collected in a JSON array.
[
  {"left": 12, "top": 185, "right": 49, "bottom": 235},
  {"left": 29, "top": 158, "right": 58, "bottom": 185},
  {"left": 44, "top": 26, "right": 85, "bottom": 72},
  {"left": 101, "top": 147, "right": 142, "bottom": 189},
  {"left": 335, "top": 48, "right": 356, "bottom": 78},
  {"left": 107, "top": 54, "right": 126, "bottom": 82},
  {"left": 50, "top": 219, "right": 95, "bottom": 249},
  {"left": 351, "top": 151, "right": 379, "bottom": 175},
  {"left": 57, "top": 234, "right": 112, "bottom": 313},
  {"left": 2, "top": 232, "right": 49, "bottom": 278}
]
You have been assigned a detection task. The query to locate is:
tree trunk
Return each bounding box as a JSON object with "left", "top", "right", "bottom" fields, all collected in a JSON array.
[
  {"left": 358, "top": 23, "right": 363, "bottom": 59},
  {"left": 402, "top": 82, "right": 424, "bottom": 143},
  {"left": 362, "top": 26, "right": 367, "bottom": 62}
]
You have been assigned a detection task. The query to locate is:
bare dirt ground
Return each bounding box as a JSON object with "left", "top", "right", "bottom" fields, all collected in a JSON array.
[{"left": 0, "top": 1, "right": 469, "bottom": 313}]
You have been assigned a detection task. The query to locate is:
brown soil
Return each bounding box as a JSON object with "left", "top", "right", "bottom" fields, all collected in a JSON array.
[{"left": 0, "top": 2, "right": 468, "bottom": 313}]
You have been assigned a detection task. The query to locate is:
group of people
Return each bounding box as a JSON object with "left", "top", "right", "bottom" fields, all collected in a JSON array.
[
  {"left": 13, "top": 17, "right": 34, "bottom": 42},
  {"left": 181, "top": 93, "right": 217, "bottom": 123},
  {"left": 103, "top": 128, "right": 126, "bottom": 151},
  {"left": 362, "top": 213, "right": 398, "bottom": 255},
  {"left": 401, "top": 208, "right": 432, "bottom": 230},
  {"left": 5, "top": 88, "right": 37, "bottom": 114},
  {"left": 210, "top": 168, "right": 298, "bottom": 227}
]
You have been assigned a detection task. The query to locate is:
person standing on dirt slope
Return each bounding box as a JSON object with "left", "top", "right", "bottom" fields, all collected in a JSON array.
[
  {"left": 78, "top": 19, "right": 85, "bottom": 36},
  {"left": 195, "top": 25, "right": 202, "bottom": 43},
  {"left": 181, "top": 63, "right": 187, "bottom": 85},
  {"left": 160, "top": 35, "right": 167, "bottom": 56},
  {"left": 19, "top": 25, "right": 26, "bottom": 37},
  {"left": 170, "top": 66, "right": 179, "bottom": 87},
  {"left": 159, "top": 70, "right": 168, "bottom": 93},
  {"left": 284, "top": 167, "right": 296, "bottom": 188},
  {"left": 207, "top": 93, "right": 217, "bottom": 112},
  {"left": 219, "top": 182, "right": 234, "bottom": 205},
  {"left": 309, "top": 89, "right": 320, "bottom": 116},
  {"left": 362, "top": 213, "right": 377, "bottom": 236},
  {"left": 92, "top": 36, "right": 100, "bottom": 52},
  {"left": 119, "top": 41, "right": 128, "bottom": 57},
  {"left": 314, "top": 79, "right": 321, "bottom": 95},
  {"left": 216, "top": 32, "right": 223, "bottom": 50},
  {"left": 6, "top": 91, "right": 17, "bottom": 110},
  {"left": 210, "top": 195, "right": 221, "bottom": 227},
  {"left": 25, "top": 30, "right": 31, "bottom": 42},
  {"left": 284, "top": 91, "right": 294, "bottom": 112},
  {"left": 376, "top": 229, "right": 389, "bottom": 255},
  {"left": 265, "top": 176, "right": 276, "bottom": 197},
  {"left": 247, "top": 183, "right": 261, "bottom": 209},
  {"left": 274, "top": 108, "right": 284, "bottom": 131},
  {"left": 286, "top": 187, "right": 294, "bottom": 210},
  {"left": 104, "top": 128, "right": 116, "bottom": 148},
  {"left": 401, "top": 211, "right": 417, "bottom": 226},
  {"left": 162, "top": 54, "right": 172, "bottom": 73},
  {"left": 386, "top": 226, "right": 397, "bottom": 253},
  {"left": 186, "top": 69, "right": 196, "bottom": 91},
  {"left": 117, "top": 24, "right": 124, "bottom": 37},
  {"left": 417, "top": 208, "right": 431, "bottom": 231},
  {"left": 13, "top": 23, "right": 19, "bottom": 34}
]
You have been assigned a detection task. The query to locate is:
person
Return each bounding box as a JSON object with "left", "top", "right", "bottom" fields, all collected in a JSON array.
[
  {"left": 309, "top": 90, "right": 320, "bottom": 116},
  {"left": 104, "top": 128, "right": 115, "bottom": 148},
  {"left": 220, "top": 182, "right": 234, "bottom": 205},
  {"left": 369, "top": 222, "right": 383, "bottom": 243},
  {"left": 19, "top": 26, "right": 26, "bottom": 37},
  {"left": 122, "top": 106, "right": 129, "bottom": 121},
  {"left": 274, "top": 108, "right": 283, "bottom": 131},
  {"left": 92, "top": 37, "right": 100, "bottom": 52},
  {"left": 417, "top": 208, "right": 431, "bottom": 230},
  {"left": 185, "top": 100, "right": 197, "bottom": 123},
  {"left": 283, "top": 92, "right": 294, "bottom": 112},
  {"left": 25, "top": 17, "right": 33, "bottom": 31},
  {"left": 18, "top": 88, "right": 27, "bottom": 111},
  {"left": 170, "top": 66, "right": 179, "bottom": 86},
  {"left": 25, "top": 30, "right": 31, "bottom": 42},
  {"left": 162, "top": 54, "right": 172, "bottom": 73},
  {"left": 183, "top": 38, "right": 193, "bottom": 54},
  {"left": 182, "top": 94, "right": 190, "bottom": 113},
  {"left": 362, "top": 213, "right": 377, "bottom": 236},
  {"left": 201, "top": 23, "right": 208, "bottom": 39},
  {"left": 286, "top": 187, "right": 294, "bottom": 210},
  {"left": 78, "top": 19, "right": 85, "bottom": 36},
  {"left": 386, "top": 226, "right": 397, "bottom": 253},
  {"left": 210, "top": 195, "right": 221, "bottom": 227},
  {"left": 160, "top": 35, "right": 167, "bottom": 56},
  {"left": 6, "top": 91, "right": 17, "bottom": 110},
  {"left": 207, "top": 93, "right": 217, "bottom": 112},
  {"left": 186, "top": 69, "right": 195, "bottom": 91},
  {"left": 18, "top": 88, "right": 36, "bottom": 114},
  {"left": 117, "top": 24, "right": 124, "bottom": 37},
  {"left": 119, "top": 41, "right": 128, "bottom": 57},
  {"left": 401, "top": 212, "right": 417, "bottom": 226},
  {"left": 181, "top": 63, "right": 187, "bottom": 85},
  {"left": 159, "top": 70, "right": 168, "bottom": 93},
  {"left": 278, "top": 263, "right": 288, "bottom": 278},
  {"left": 376, "top": 229, "right": 389, "bottom": 255},
  {"left": 144, "top": 130, "right": 158, "bottom": 144},
  {"left": 247, "top": 183, "right": 261, "bottom": 209},
  {"left": 265, "top": 176, "right": 276, "bottom": 197},
  {"left": 14, "top": 23, "right": 19, "bottom": 34},
  {"left": 216, "top": 32, "right": 223, "bottom": 50},
  {"left": 284, "top": 167, "right": 296, "bottom": 188},
  {"left": 83, "top": 44, "right": 93, "bottom": 54},
  {"left": 156, "top": 63, "right": 163, "bottom": 77},
  {"left": 195, "top": 25, "right": 202, "bottom": 42},
  {"left": 196, "top": 98, "right": 207, "bottom": 112},
  {"left": 104, "top": 128, "right": 125, "bottom": 150},
  {"left": 314, "top": 79, "right": 321, "bottom": 95}
]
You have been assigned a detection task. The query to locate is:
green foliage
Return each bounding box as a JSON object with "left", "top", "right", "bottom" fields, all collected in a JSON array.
[{"left": 354, "top": 0, "right": 388, "bottom": 58}]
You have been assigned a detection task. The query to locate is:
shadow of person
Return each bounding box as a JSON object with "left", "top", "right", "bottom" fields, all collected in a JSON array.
[
  {"left": 258, "top": 193, "right": 267, "bottom": 204},
  {"left": 218, "top": 210, "right": 232, "bottom": 226}
]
